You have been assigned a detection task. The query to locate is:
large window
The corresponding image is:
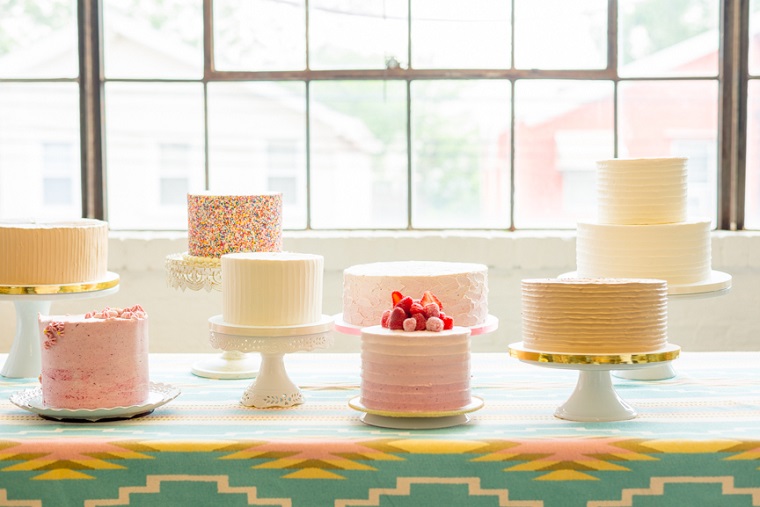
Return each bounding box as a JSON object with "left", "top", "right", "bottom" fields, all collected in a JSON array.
[{"left": 0, "top": 0, "right": 752, "bottom": 231}]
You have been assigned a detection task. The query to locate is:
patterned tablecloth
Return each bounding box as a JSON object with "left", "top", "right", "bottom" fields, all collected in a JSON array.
[{"left": 1, "top": 351, "right": 759, "bottom": 507}]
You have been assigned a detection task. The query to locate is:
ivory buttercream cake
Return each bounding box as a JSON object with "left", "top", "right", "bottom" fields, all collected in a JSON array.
[
  {"left": 187, "top": 193, "right": 282, "bottom": 258},
  {"left": 221, "top": 252, "right": 324, "bottom": 326},
  {"left": 38, "top": 305, "right": 149, "bottom": 409},
  {"left": 0, "top": 219, "right": 108, "bottom": 286},
  {"left": 576, "top": 157, "right": 713, "bottom": 286},
  {"left": 343, "top": 261, "right": 488, "bottom": 327},
  {"left": 521, "top": 278, "right": 668, "bottom": 354}
]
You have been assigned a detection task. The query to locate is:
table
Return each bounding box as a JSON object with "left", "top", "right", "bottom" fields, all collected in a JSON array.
[{"left": 1, "top": 352, "right": 759, "bottom": 507}]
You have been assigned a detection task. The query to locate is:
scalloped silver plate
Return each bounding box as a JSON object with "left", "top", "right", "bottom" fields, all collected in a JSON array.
[{"left": 9, "top": 382, "right": 181, "bottom": 421}]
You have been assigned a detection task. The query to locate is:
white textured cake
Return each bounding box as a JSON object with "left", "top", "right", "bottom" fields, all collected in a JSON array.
[
  {"left": 521, "top": 278, "right": 668, "bottom": 354},
  {"left": 38, "top": 305, "right": 149, "bottom": 409},
  {"left": 360, "top": 325, "right": 472, "bottom": 412},
  {"left": 187, "top": 193, "right": 282, "bottom": 258},
  {"left": 576, "top": 157, "right": 713, "bottom": 287},
  {"left": 0, "top": 219, "right": 108, "bottom": 286},
  {"left": 222, "top": 252, "right": 323, "bottom": 326},
  {"left": 343, "top": 261, "right": 488, "bottom": 327}
]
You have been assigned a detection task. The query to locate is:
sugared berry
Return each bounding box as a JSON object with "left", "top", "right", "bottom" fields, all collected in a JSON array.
[
  {"left": 403, "top": 318, "right": 417, "bottom": 332},
  {"left": 423, "top": 302, "right": 440, "bottom": 319},
  {"left": 409, "top": 302, "right": 425, "bottom": 315},
  {"left": 426, "top": 316, "right": 444, "bottom": 332},
  {"left": 396, "top": 296, "right": 414, "bottom": 315},
  {"left": 413, "top": 312, "right": 427, "bottom": 330},
  {"left": 381, "top": 309, "right": 392, "bottom": 328},
  {"left": 441, "top": 315, "right": 454, "bottom": 330},
  {"left": 388, "top": 307, "right": 407, "bottom": 330}
]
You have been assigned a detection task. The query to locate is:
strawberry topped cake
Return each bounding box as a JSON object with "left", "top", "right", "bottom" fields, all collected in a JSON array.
[{"left": 360, "top": 291, "right": 473, "bottom": 413}]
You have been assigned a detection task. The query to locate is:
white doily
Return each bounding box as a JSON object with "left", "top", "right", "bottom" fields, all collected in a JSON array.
[{"left": 165, "top": 252, "right": 222, "bottom": 292}]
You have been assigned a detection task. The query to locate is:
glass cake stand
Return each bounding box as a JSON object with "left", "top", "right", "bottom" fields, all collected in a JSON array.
[
  {"left": 165, "top": 252, "right": 258, "bottom": 380},
  {"left": 509, "top": 342, "right": 681, "bottom": 422},
  {"left": 208, "top": 315, "right": 334, "bottom": 408},
  {"left": 0, "top": 273, "right": 120, "bottom": 378}
]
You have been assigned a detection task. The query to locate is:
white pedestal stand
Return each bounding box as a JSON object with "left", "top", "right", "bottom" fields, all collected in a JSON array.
[
  {"left": 209, "top": 315, "right": 334, "bottom": 407},
  {"left": 509, "top": 342, "right": 680, "bottom": 422},
  {"left": 0, "top": 273, "right": 120, "bottom": 378},
  {"left": 166, "top": 252, "right": 258, "bottom": 380}
]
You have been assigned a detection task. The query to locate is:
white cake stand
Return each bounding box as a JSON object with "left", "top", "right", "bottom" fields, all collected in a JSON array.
[
  {"left": 208, "top": 315, "right": 334, "bottom": 408},
  {"left": 0, "top": 273, "right": 120, "bottom": 378},
  {"left": 165, "top": 252, "right": 258, "bottom": 380},
  {"left": 508, "top": 342, "right": 680, "bottom": 422}
]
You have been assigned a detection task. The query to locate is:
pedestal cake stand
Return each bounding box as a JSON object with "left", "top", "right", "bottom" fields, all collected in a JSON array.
[
  {"left": 208, "top": 315, "right": 334, "bottom": 408},
  {"left": 509, "top": 342, "right": 680, "bottom": 422},
  {"left": 0, "top": 273, "right": 120, "bottom": 378},
  {"left": 166, "top": 253, "right": 259, "bottom": 379}
]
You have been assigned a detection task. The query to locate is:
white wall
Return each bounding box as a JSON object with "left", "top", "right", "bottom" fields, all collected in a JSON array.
[{"left": 1, "top": 231, "right": 759, "bottom": 354}]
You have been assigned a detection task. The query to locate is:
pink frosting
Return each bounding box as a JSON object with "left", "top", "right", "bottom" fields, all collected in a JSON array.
[{"left": 85, "top": 304, "right": 147, "bottom": 320}]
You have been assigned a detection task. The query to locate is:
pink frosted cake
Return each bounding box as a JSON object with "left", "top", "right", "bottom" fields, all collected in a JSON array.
[
  {"left": 38, "top": 305, "right": 149, "bottom": 409},
  {"left": 187, "top": 193, "right": 282, "bottom": 258},
  {"left": 359, "top": 291, "right": 472, "bottom": 413}
]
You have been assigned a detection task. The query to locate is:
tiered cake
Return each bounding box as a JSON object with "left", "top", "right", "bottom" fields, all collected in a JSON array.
[
  {"left": 0, "top": 219, "right": 108, "bottom": 285},
  {"left": 38, "top": 305, "right": 149, "bottom": 409},
  {"left": 575, "top": 158, "right": 713, "bottom": 287},
  {"left": 521, "top": 278, "right": 669, "bottom": 354},
  {"left": 343, "top": 261, "right": 488, "bottom": 327}
]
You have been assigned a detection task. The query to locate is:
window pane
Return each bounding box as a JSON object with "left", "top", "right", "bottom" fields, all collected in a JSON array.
[
  {"left": 103, "top": 0, "right": 203, "bottom": 79},
  {"left": 411, "top": 80, "right": 510, "bottom": 229},
  {"left": 618, "top": 80, "right": 718, "bottom": 223},
  {"left": 619, "top": 0, "right": 719, "bottom": 77},
  {"left": 412, "top": 0, "right": 510, "bottom": 69},
  {"left": 207, "top": 82, "right": 307, "bottom": 229},
  {"left": 310, "top": 0, "right": 407, "bottom": 70},
  {"left": 0, "top": 0, "right": 78, "bottom": 78},
  {"left": 214, "top": 0, "right": 306, "bottom": 71},
  {"left": 744, "top": 80, "right": 760, "bottom": 228},
  {"left": 514, "top": 0, "right": 606, "bottom": 70},
  {"left": 310, "top": 81, "right": 407, "bottom": 229},
  {"left": 105, "top": 83, "right": 205, "bottom": 230},
  {"left": 514, "top": 80, "right": 614, "bottom": 228},
  {"left": 0, "top": 83, "right": 81, "bottom": 220}
]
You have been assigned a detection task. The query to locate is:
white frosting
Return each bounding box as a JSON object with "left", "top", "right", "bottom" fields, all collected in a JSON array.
[
  {"left": 0, "top": 219, "right": 108, "bottom": 285},
  {"left": 597, "top": 157, "right": 687, "bottom": 225},
  {"left": 342, "top": 261, "right": 488, "bottom": 327},
  {"left": 521, "top": 278, "right": 668, "bottom": 353},
  {"left": 576, "top": 220, "right": 711, "bottom": 285},
  {"left": 222, "top": 252, "right": 323, "bottom": 326},
  {"left": 360, "top": 325, "right": 472, "bottom": 412}
]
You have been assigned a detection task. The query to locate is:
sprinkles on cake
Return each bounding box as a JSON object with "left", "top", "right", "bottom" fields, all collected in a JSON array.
[{"left": 380, "top": 290, "right": 454, "bottom": 332}]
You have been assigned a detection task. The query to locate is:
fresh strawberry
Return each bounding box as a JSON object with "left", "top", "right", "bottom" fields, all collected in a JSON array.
[
  {"left": 403, "top": 318, "right": 417, "bottom": 332},
  {"left": 423, "top": 302, "right": 440, "bottom": 319},
  {"left": 413, "top": 312, "right": 427, "bottom": 330},
  {"left": 388, "top": 307, "right": 407, "bottom": 330},
  {"left": 426, "top": 316, "right": 444, "bottom": 332},
  {"left": 409, "top": 302, "right": 425, "bottom": 315},
  {"left": 396, "top": 296, "right": 414, "bottom": 315},
  {"left": 391, "top": 291, "right": 404, "bottom": 306},
  {"left": 441, "top": 315, "right": 454, "bottom": 330},
  {"left": 381, "top": 309, "right": 392, "bottom": 328},
  {"left": 420, "top": 291, "right": 443, "bottom": 310}
]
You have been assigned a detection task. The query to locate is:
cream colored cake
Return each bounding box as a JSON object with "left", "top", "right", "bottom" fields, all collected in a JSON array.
[
  {"left": 0, "top": 219, "right": 108, "bottom": 286},
  {"left": 360, "top": 325, "right": 472, "bottom": 412},
  {"left": 576, "top": 157, "right": 713, "bottom": 287},
  {"left": 38, "top": 305, "right": 149, "bottom": 409},
  {"left": 343, "top": 261, "right": 488, "bottom": 327},
  {"left": 222, "top": 252, "right": 323, "bottom": 326},
  {"left": 521, "top": 278, "right": 668, "bottom": 354},
  {"left": 187, "top": 193, "right": 282, "bottom": 258}
]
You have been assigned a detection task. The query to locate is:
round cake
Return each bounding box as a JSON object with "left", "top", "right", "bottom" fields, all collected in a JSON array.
[
  {"left": 360, "top": 325, "right": 472, "bottom": 412},
  {"left": 38, "top": 305, "right": 149, "bottom": 409},
  {"left": 0, "top": 219, "right": 108, "bottom": 286},
  {"left": 187, "top": 193, "right": 282, "bottom": 258},
  {"left": 221, "top": 252, "right": 324, "bottom": 326},
  {"left": 521, "top": 278, "right": 668, "bottom": 354},
  {"left": 343, "top": 261, "right": 488, "bottom": 327}
]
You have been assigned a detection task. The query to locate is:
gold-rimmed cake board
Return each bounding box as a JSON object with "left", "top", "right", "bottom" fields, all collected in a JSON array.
[
  {"left": 509, "top": 342, "right": 681, "bottom": 422},
  {"left": 0, "top": 272, "right": 120, "bottom": 378}
]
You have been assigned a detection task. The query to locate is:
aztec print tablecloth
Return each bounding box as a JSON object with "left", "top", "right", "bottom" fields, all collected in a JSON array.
[{"left": 1, "top": 351, "right": 759, "bottom": 507}]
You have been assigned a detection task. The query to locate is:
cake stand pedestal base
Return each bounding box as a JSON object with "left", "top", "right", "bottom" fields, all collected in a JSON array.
[
  {"left": 0, "top": 275, "right": 120, "bottom": 378},
  {"left": 241, "top": 352, "right": 303, "bottom": 407},
  {"left": 191, "top": 351, "right": 259, "bottom": 380},
  {"left": 555, "top": 369, "right": 636, "bottom": 422}
]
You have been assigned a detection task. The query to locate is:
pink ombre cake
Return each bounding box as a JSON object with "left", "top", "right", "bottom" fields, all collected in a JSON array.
[{"left": 38, "top": 305, "right": 149, "bottom": 409}]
